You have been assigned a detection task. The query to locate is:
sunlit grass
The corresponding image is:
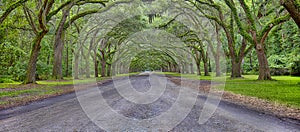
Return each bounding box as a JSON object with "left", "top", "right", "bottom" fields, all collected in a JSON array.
[
  {"left": 0, "top": 82, "right": 22, "bottom": 89},
  {"left": 162, "top": 72, "right": 300, "bottom": 107},
  {"left": 159, "top": 72, "right": 217, "bottom": 80},
  {"left": 0, "top": 76, "right": 113, "bottom": 109},
  {"left": 0, "top": 87, "right": 61, "bottom": 98}
]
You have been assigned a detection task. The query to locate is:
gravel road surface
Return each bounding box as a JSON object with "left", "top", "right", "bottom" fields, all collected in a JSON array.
[{"left": 0, "top": 74, "right": 299, "bottom": 131}]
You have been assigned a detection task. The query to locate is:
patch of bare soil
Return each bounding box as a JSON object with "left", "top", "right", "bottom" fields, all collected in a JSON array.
[{"left": 167, "top": 76, "right": 300, "bottom": 121}]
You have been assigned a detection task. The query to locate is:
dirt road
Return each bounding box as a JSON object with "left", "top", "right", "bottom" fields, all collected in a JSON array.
[{"left": 0, "top": 75, "right": 299, "bottom": 131}]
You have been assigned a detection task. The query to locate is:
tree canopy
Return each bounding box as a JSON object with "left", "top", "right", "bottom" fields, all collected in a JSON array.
[{"left": 0, "top": 0, "right": 299, "bottom": 84}]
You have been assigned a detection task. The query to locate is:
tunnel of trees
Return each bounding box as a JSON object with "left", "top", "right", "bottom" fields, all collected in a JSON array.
[{"left": 0, "top": 0, "right": 299, "bottom": 84}]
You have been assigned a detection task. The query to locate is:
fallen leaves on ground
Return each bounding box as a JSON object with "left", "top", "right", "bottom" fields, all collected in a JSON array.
[{"left": 168, "top": 76, "right": 300, "bottom": 121}]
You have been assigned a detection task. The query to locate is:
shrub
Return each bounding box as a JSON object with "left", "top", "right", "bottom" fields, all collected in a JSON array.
[
  {"left": 0, "top": 78, "right": 15, "bottom": 83},
  {"left": 291, "top": 61, "right": 300, "bottom": 76},
  {"left": 270, "top": 68, "right": 290, "bottom": 76}
]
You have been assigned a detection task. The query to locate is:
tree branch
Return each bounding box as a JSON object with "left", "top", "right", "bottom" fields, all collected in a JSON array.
[
  {"left": 63, "top": 0, "right": 133, "bottom": 30},
  {"left": 0, "top": 0, "right": 29, "bottom": 25}
]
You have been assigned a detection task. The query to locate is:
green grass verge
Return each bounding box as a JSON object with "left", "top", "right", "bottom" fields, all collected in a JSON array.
[
  {"left": 0, "top": 87, "right": 61, "bottom": 98},
  {"left": 0, "top": 77, "right": 107, "bottom": 109},
  {"left": 0, "top": 73, "right": 140, "bottom": 109},
  {"left": 161, "top": 72, "right": 300, "bottom": 108}
]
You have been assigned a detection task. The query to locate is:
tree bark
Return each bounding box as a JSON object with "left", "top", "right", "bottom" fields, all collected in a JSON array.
[
  {"left": 94, "top": 50, "right": 99, "bottom": 77},
  {"left": 24, "top": 31, "right": 47, "bottom": 84},
  {"left": 215, "top": 26, "right": 222, "bottom": 76},
  {"left": 203, "top": 61, "right": 209, "bottom": 76},
  {"left": 24, "top": 0, "right": 55, "bottom": 84},
  {"left": 202, "top": 51, "right": 209, "bottom": 76},
  {"left": 85, "top": 56, "right": 91, "bottom": 78},
  {"left": 101, "top": 59, "right": 106, "bottom": 77},
  {"left": 190, "top": 63, "right": 194, "bottom": 74},
  {"left": 94, "top": 60, "right": 99, "bottom": 77},
  {"left": 196, "top": 61, "right": 201, "bottom": 76},
  {"left": 256, "top": 43, "right": 272, "bottom": 80},
  {"left": 215, "top": 55, "right": 221, "bottom": 76},
  {"left": 52, "top": 31, "right": 65, "bottom": 79},
  {"left": 281, "top": 0, "right": 300, "bottom": 28},
  {"left": 182, "top": 62, "right": 186, "bottom": 74},
  {"left": 52, "top": 7, "right": 70, "bottom": 79},
  {"left": 231, "top": 59, "right": 242, "bottom": 78},
  {"left": 74, "top": 54, "right": 79, "bottom": 79},
  {"left": 107, "top": 63, "right": 111, "bottom": 76},
  {"left": 65, "top": 41, "right": 69, "bottom": 77}
]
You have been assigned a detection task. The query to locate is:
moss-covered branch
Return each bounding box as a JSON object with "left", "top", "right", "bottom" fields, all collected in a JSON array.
[
  {"left": 63, "top": 0, "right": 133, "bottom": 29},
  {"left": 46, "top": 0, "right": 74, "bottom": 22},
  {"left": 188, "top": 0, "right": 225, "bottom": 28},
  {"left": 259, "top": 14, "right": 290, "bottom": 44},
  {"left": 0, "top": 0, "right": 29, "bottom": 25},
  {"left": 224, "top": 0, "right": 254, "bottom": 44},
  {"left": 194, "top": 0, "right": 221, "bottom": 10},
  {"left": 281, "top": 0, "right": 300, "bottom": 28}
]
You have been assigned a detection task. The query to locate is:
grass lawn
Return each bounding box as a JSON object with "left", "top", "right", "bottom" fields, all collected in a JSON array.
[
  {"left": 0, "top": 77, "right": 108, "bottom": 109},
  {"left": 161, "top": 72, "right": 300, "bottom": 108},
  {"left": 0, "top": 73, "right": 139, "bottom": 109}
]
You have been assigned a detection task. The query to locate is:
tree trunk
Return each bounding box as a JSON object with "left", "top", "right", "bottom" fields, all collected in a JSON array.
[
  {"left": 190, "top": 63, "right": 194, "bottom": 74},
  {"left": 111, "top": 62, "right": 117, "bottom": 76},
  {"left": 94, "top": 60, "right": 99, "bottom": 77},
  {"left": 196, "top": 61, "right": 201, "bottom": 76},
  {"left": 74, "top": 54, "right": 79, "bottom": 79},
  {"left": 215, "top": 24, "right": 222, "bottom": 77},
  {"left": 65, "top": 41, "right": 69, "bottom": 77},
  {"left": 52, "top": 31, "right": 65, "bottom": 79},
  {"left": 107, "top": 64, "right": 111, "bottom": 76},
  {"left": 52, "top": 5, "right": 72, "bottom": 79},
  {"left": 94, "top": 50, "right": 99, "bottom": 78},
  {"left": 215, "top": 56, "right": 221, "bottom": 77},
  {"left": 185, "top": 62, "right": 189, "bottom": 74},
  {"left": 208, "top": 59, "right": 212, "bottom": 72},
  {"left": 203, "top": 60, "right": 209, "bottom": 76},
  {"left": 101, "top": 59, "right": 106, "bottom": 77},
  {"left": 203, "top": 51, "right": 209, "bottom": 76},
  {"left": 119, "top": 63, "right": 123, "bottom": 74},
  {"left": 182, "top": 62, "right": 185, "bottom": 74},
  {"left": 24, "top": 31, "right": 47, "bottom": 84},
  {"left": 256, "top": 44, "right": 272, "bottom": 80},
  {"left": 281, "top": 0, "right": 300, "bottom": 28},
  {"left": 85, "top": 56, "right": 90, "bottom": 78},
  {"left": 231, "top": 59, "right": 242, "bottom": 78}
]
